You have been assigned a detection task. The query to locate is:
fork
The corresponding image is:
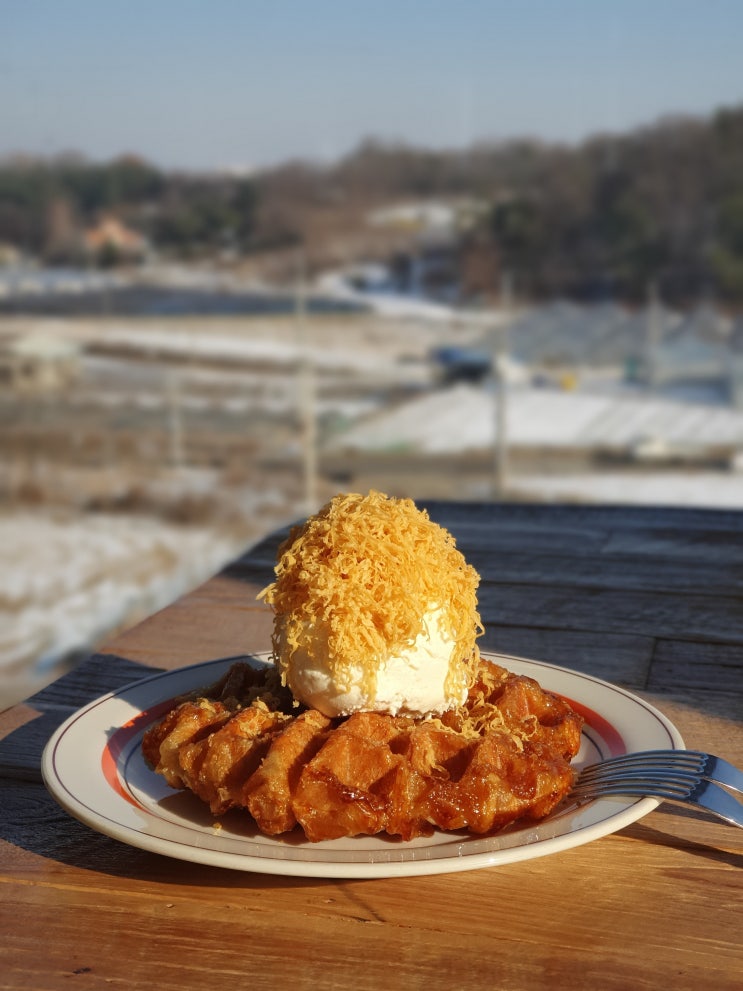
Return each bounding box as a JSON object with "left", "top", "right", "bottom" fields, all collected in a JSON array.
[{"left": 570, "top": 750, "right": 743, "bottom": 827}]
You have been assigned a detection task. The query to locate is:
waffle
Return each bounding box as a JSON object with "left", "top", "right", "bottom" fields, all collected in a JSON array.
[{"left": 143, "top": 658, "right": 583, "bottom": 842}]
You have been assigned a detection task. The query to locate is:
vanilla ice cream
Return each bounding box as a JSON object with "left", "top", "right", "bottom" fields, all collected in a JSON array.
[
  {"left": 278, "top": 607, "right": 464, "bottom": 717},
  {"left": 258, "top": 491, "right": 483, "bottom": 719}
]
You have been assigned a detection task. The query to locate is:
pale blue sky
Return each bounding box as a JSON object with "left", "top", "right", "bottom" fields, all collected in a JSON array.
[{"left": 2, "top": 0, "right": 742, "bottom": 171}]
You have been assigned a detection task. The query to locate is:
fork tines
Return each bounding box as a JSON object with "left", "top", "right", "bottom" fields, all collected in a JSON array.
[
  {"left": 570, "top": 749, "right": 743, "bottom": 827},
  {"left": 577, "top": 750, "right": 742, "bottom": 796}
]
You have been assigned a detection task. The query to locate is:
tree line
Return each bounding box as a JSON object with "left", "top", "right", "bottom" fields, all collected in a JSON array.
[
  {"left": 327, "top": 105, "right": 743, "bottom": 304},
  {"left": 1, "top": 104, "right": 743, "bottom": 304},
  {"left": 0, "top": 154, "right": 262, "bottom": 263}
]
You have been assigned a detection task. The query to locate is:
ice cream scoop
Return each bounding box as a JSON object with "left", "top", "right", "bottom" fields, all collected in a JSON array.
[
  {"left": 277, "top": 606, "right": 462, "bottom": 717},
  {"left": 258, "top": 490, "right": 483, "bottom": 717}
]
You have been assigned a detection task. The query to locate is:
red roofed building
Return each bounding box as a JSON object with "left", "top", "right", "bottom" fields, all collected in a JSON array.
[{"left": 84, "top": 216, "right": 148, "bottom": 262}]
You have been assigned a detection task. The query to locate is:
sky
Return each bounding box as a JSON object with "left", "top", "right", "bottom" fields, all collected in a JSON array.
[{"left": 2, "top": 0, "right": 743, "bottom": 172}]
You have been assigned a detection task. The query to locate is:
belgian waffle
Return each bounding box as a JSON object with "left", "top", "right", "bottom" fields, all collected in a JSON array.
[{"left": 143, "top": 658, "right": 583, "bottom": 842}]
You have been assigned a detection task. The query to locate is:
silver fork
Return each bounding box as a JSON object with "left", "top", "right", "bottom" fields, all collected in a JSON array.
[{"left": 570, "top": 750, "right": 743, "bottom": 827}]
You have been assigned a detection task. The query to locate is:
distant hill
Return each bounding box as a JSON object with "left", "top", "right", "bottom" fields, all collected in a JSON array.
[{"left": 2, "top": 104, "right": 743, "bottom": 305}]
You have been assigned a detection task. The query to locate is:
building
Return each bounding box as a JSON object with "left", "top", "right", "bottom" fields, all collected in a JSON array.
[{"left": 83, "top": 216, "right": 148, "bottom": 263}]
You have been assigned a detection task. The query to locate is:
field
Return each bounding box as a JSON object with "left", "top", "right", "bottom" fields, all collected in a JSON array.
[{"left": 0, "top": 310, "right": 458, "bottom": 705}]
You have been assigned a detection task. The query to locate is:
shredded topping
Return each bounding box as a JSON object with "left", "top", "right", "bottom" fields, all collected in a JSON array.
[{"left": 258, "top": 490, "right": 483, "bottom": 703}]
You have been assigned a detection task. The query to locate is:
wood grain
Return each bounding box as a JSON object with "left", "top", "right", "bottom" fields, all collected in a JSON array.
[{"left": 1, "top": 501, "right": 741, "bottom": 991}]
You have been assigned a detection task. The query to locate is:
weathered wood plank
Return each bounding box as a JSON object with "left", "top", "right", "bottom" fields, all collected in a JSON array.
[
  {"left": 233, "top": 504, "right": 743, "bottom": 590},
  {"left": 448, "top": 521, "right": 743, "bottom": 569},
  {"left": 480, "top": 627, "right": 653, "bottom": 687},
  {"left": 1, "top": 780, "right": 741, "bottom": 991},
  {"left": 464, "top": 547, "right": 743, "bottom": 593},
  {"left": 649, "top": 639, "right": 743, "bottom": 695},
  {"left": 478, "top": 582, "right": 743, "bottom": 644},
  {"left": 423, "top": 499, "right": 743, "bottom": 534},
  {"left": 0, "top": 709, "right": 66, "bottom": 781},
  {"left": 599, "top": 524, "right": 743, "bottom": 562},
  {"left": 25, "top": 654, "right": 158, "bottom": 710}
]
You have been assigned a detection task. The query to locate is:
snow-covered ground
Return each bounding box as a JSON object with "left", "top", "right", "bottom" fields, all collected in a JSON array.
[
  {"left": 325, "top": 379, "right": 743, "bottom": 510},
  {"left": 57, "top": 310, "right": 453, "bottom": 369},
  {"left": 88, "top": 323, "right": 395, "bottom": 372},
  {"left": 315, "top": 269, "right": 459, "bottom": 322},
  {"left": 315, "top": 267, "right": 515, "bottom": 329},
  {"left": 508, "top": 469, "right": 743, "bottom": 509},
  {"left": 0, "top": 510, "right": 258, "bottom": 706},
  {"left": 326, "top": 382, "right": 743, "bottom": 454}
]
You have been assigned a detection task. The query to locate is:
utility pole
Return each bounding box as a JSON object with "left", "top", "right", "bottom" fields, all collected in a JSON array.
[
  {"left": 166, "top": 369, "right": 184, "bottom": 468},
  {"left": 492, "top": 271, "right": 513, "bottom": 500},
  {"left": 645, "top": 280, "right": 661, "bottom": 387},
  {"left": 296, "top": 248, "right": 318, "bottom": 514}
]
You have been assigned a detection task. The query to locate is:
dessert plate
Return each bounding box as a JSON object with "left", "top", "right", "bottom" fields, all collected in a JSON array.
[{"left": 41, "top": 652, "right": 684, "bottom": 879}]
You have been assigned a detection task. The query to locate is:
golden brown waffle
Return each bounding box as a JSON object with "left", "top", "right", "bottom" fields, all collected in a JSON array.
[{"left": 143, "top": 659, "right": 583, "bottom": 841}]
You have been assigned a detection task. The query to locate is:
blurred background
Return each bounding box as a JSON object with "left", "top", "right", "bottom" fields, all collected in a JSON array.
[{"left": 2, "top": 0, "right": 743, "bottom": 704}]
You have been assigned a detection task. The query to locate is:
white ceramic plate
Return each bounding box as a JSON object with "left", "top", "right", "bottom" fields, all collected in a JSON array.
[{"left": 42, "top": 652, "right": 684, "bottom": 879}]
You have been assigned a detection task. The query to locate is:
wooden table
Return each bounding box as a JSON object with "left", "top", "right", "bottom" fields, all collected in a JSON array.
[{"left": 2, "top": 501, "right": 742, "bottom": 990}]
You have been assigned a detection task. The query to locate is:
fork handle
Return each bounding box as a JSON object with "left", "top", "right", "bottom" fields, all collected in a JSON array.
[{"left": 701, "top": 754, "right": 743, "bottom": 796}]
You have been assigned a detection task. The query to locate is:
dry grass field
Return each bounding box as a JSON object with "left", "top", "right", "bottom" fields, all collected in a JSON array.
[{"left": 0, "top": 310, "right": 462, "bottom": 705}]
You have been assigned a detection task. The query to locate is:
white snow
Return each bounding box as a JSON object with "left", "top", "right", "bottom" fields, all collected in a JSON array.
[
  {"left": 88, "top": 323, "right": 399, "bottom": 373},
  {"left": 0, "top": 511, "right": 241, "bottom": 675},
  {"left": 327, "top": 383, "right": 743, "bottom": 454},
  {"left": 510, "top": 470, "right": 743, "bottom": 509}
]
